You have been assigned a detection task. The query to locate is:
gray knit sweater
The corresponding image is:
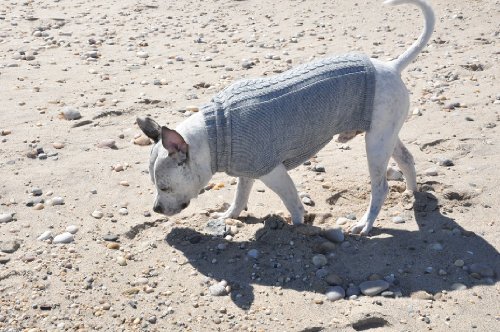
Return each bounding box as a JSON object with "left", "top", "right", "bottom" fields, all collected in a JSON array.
[{"left": 202, "top": 53, "right": 375, "bottom": 178}]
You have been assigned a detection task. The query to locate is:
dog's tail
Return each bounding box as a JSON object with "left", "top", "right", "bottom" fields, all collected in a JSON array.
[{"left": 384, "top": 0, "right": 435, "bottom": 72}]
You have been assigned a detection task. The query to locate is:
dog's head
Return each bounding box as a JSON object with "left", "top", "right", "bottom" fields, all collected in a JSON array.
[{"left": 137, "top": 117, "right": 201, "bottom": 216}]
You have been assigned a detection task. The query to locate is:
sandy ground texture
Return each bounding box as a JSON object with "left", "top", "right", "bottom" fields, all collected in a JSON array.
[{"left": 0, "top": 0, "right": 499, "bottom": 331}]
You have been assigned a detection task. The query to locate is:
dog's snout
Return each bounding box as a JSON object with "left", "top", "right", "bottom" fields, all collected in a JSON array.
[
  {"left": 181, "top": 202, "right": 189, "bottom": 210},
  {"left": 153, "top": 203, "right": 162, "bottom": 214}
]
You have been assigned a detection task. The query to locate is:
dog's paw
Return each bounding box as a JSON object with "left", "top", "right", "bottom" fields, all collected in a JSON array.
[{"left": 350, "top": 221, "right": 372, "bottom": 236}]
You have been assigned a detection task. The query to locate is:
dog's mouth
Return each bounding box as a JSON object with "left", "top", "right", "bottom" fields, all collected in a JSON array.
[{"left": 158, "top": 201, "right": 190, "bottom": 216}]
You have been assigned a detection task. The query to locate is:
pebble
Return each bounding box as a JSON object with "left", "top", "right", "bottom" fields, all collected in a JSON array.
[
  {"left": 50, "top": 197, "right": 64, "bottom": 206},
  {"left": 31, "top": 188, "right": 43, "bottom": 196},
  {"left": 469, "top": 263, "right": 495, "bottom": 278},
  {"left": 33, "top": 203, "right": 44, "bottom": 210},
  {"left": 322, "top": 228, "right": 344, "bottom": 243},
  {"left": 336, "top": 217, "right": 349, "bottom": 225},
  {"left": 97, "top": 139, "right": 117, "bottom": 149},
  {"left": 117, "top": 256, "right": 127, "bottom": 266},
  {"left": 302, "top": 196, "right": 314, "bottom": 206},
  {"left": 106, "top": 242, "right": 120, "bottom": 250},
  {"left": 118, "top": 208, "right": 128, "bottom": 215},
  {"left": 0, "top": 240, "right": 20, "bottom": 253},
  {"left": 451, "top": 283, "right": 467, "bottom": 291},
  {"left": 103, "top": 233, "right": 119, "bottom": 242},
  {"left": 0, "top": 257, "right": 10, "bottom": 264},
  {"left": 113, "top": 164, "right": 124, "bottom": 172},
  {"left": 65, "top": 225, "right": 79, "bottom": 234},
  {"left": 0, "top": 213, "right": 13, "bottom": 223},
  {"left": 37, "top": 231, "right": 53, "bottom": 241},
  {"left": 205, "top": 219, "right": 226, "bottom": 236},
  {"left": 209, "top": 281, "right": 228, "bottom": 296},
  {"left": 359, "top": 280, "right": 390, "bottom": 296},
  {"left": 325, "top": 286, "right": 345, "bottom": 301},
  {"left": 387, "top": 167, "right": 404, "bottom": 181},
  {"left": 133, "top": 135, "right": 151, "bottom": 146},
  {"left": 454, "top": 259, "right": 465, "bottom": 267},
  {"left": 392, "top": 216, "right": 405, "bottom": 224},
  {"left": 92, "top": 210, "right": 104, "bottom": 219},
  {"left": 424, "top": 167, "right": 438, "bottom": 176},
  {"left": 53, "top": 232, "right": 74, "bottom": 244},
  {"left": 136, "top": 51, "right": 149, "bottom": 58},
  {"left": 346, "top": 285, "right": 361, "bottom": 297},
  {"left": 313, "top": 164, "right": 326, "bottom": 172},
  {"left": 62, "top": 108, "right": 81, "bottom": 120},
  {"left": 185, "top": 105, "right": 199, "bottom": 112},
  {"left": 247, "top": 249, "right": 259, "bottom": 259},
  {"left": 430, "top": 243, "right": 444, "bottom": 251},
  {"left": 436, "top": 157, "right": 454, "bottom": 166},
  {"left": 313, "top": 241, "right": 337, "bottom": 254},
  {"left": 325, "top": 273, "right": 343, "bottom": 286},
  {"left": 312, "top": 254, "right": 328, "bottom": 267},
  {"left": 52, "top": 142, "right": 65, "bottom": 149}
]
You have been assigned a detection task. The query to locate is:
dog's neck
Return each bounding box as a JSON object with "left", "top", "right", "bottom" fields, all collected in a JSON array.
[{"left": 176, "top": 112, "right": 214, "bottom": 186}]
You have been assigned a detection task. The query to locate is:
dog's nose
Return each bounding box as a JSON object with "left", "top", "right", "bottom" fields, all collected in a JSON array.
[
  {"left": 180, "top": 202, "right": 189, "bottom": 210},
  {"left": 153, "top": 203, "right": 162, "bottom": 214}
]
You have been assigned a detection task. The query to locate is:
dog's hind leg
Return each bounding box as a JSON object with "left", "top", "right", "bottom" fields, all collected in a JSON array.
[
  {"left": 392, "top": 138, "right": 417, "bottom": 192},
  {"left": 260, "top": 164, "right": 305, "bottom": 225},
  {"left": 214, "top": 177, "right": 255, "bottom": 219},
  {"left": 351, "top": 129, "right": 399, "bottom": 236}
]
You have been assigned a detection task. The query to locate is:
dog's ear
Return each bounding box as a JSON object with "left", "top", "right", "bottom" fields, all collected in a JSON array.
[
  {"left": 137, "top": 117, "right": 161, "bottom": 142},
  {"left": 161, "top": 126, "right": 188, "bottom": 162}
]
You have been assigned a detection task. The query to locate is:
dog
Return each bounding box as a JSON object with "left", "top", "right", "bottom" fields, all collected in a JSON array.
[{"left": 137, "top": 0, "right": 435, "bottom": 235}]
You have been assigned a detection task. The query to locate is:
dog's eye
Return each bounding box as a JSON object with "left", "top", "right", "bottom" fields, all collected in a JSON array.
[{"left": 159, "top": 187, "right": 169, "bottom": 192}]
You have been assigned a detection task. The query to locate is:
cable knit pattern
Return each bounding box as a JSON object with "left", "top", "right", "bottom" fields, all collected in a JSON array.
[{"left": 203, "top": 53, "right": 376, "bottom": 178}]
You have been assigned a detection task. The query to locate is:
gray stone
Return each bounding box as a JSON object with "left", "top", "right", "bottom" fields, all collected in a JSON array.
[
  {"left": 322, "top": 228, "right": 344, "bottom": 243},
  {"left": 424, "top": 167, "right": 438, "bottom": 176},
  {"left": 205, "top": 218, "right": 226, "bottom": 236},
  {"left": 65, "top": 225, "right": 79, "bottom": 234},
  {"left": 37, "top": 230, "right": 52, "bottom": 241},
  {"left": 313, "top": 164, "right": 326, "bottom": 172},
  {"left": 0, "top": 240, "right": 20, "bottom": 253},
  {"left": 50, "top": 197, "right": 64, "bottom": 206},
  {"left": 469, "top": 263, "right": 495, "bottom": 278},
  {"left": 103, "top": 233, "right": 119, "bottom": 242},
  {"left": 359, "top": 280, "right": 390, "bottom": 296},
  {"left": 436, "top": 157, "right": 454, "bottom": 166},
  {"left": 0, "top": 213, "right": 13, "bottom": 223},
  {"left": 209, "top": 281, "right": 227, "bottom": 296},
  {"left": 325, "top": 273, "right": 343, "bottom": 286},
  {"left": 451, "top": 283, "right": 467, "bottom": 291},
  {"left": 392, "top": 216, "right": 405, "bottom": 224},
  {"left": 312, "top": 254, "right": 328, "bottom": 267},
  {"left": 53, "top": 232, "right": 74, "bottom": 244},
  {"left": 31, "top": 187, "right": 43, "bottom": 196},
  {"left": 326, "top": 286, "right": 345, "bottom": 301},
  {"left": 430, "top": 243, "right": 444, "bottom": 251},
  {"left": 387, "top": 167, "right": 403, "bottom": 181},
  {"left": 346, "top": 285, "right": 361, "bottom": 297},
  {"left": 316, "top": 268, "right": 329, "bottom": 279},
  {"left": 62, "top": 107, "right": 81, "bottom": 120},
  {"left": 247, "top": 249, "right": 259, "bottom": 259}
]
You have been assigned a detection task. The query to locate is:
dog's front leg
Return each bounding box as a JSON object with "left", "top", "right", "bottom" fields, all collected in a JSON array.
[
  {"left": 260, "top": 164, "right": 304, "bottom": 225},
  {"left": 213, "top": 177, "right": 254, "bottom": 219}
]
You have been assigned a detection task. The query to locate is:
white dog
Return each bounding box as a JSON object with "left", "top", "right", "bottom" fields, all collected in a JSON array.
[{"left": 138, "top": 0, "right": 435, "bottom": 235}]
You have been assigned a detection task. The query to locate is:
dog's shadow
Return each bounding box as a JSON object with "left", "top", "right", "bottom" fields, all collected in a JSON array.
[{"left": 165, "top": 192, "right": 498, "bottom": 309}]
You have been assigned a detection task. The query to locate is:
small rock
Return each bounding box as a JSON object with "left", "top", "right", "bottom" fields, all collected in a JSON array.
[
  {"left": 247, "top": 249, "right": 259, "bottom": 259},
  {"left": 312, "top": 241, "right": 337, "bottom": 254},
  {"left": 117, "top": 256, "right": 127, "bottom": 266},
  {"left": 113, "top": 164, "right": 124, "bottom": 172},
  {"left": 53, "top": 232, "right": 74, "bottom": 244},
  {"left": 33, "top": 203, "right": 44, "bottom": 210},
  {"left": 313, "top": 164, "right": 326, "bottom": 172},
  {"left": 325, "top": 286, "right": 345, "bottom": 301},
  {"left": 0, "top": 240, "right": 20, "bottom": 253},
  {"left": 136, "top": 51, "right": 149, "bottom": 58},
  {"left": 62, "top": 108, "right": 81, "bottom": 120},
  {"left": 37, "top": 231, "right": 53, "bottom": 241},
  {"left": 302, "top": 196, "right": 314, "bottom": 206},
  {"left": 392, "top": 216, "right": 405, "bottom": 224},
  {"left": 0, "top": 213, "right": 13, "bottom": 223},
  {"left": 454, "top": 259, "right": 465, "bottom": 267},
  {"left": 209, "top": 281, "right": 227, "bottom": 296},
  {"left": 31, "top": 188, "right": 43, "bottom": 196},
  {"left": 133, "top": 135, "right": 151, "bottom": 146},
  {"left": 65, "top": 225, "right": 79, "bottom": 234},
  {"left": 103, "top": 233, "right": 119, "bottom": 241},
  {"left": 424, "top": 167, "right": 438, "bottom": 176},
  {"left": 325, "top": 273, "right": 343, "bottom": 286},
  {"left": 430, "top": 243, "right": 444, "bottom": 251},
  {"left": 107, "top": 242, "right": 120, "bottom": 250},
  {"left": 322, "top": 228, "right": 344, "bottom": 243},
  {"left": 411, "top": 290, "right": 433, "bottom": 300},
  {"left": 346, "top": 285, "right": 361, "bottom": 297},
  {"left": 387, "top": 167, "right": 403, "bottom": 181},
  {"left": 50, "top": 197, "right": 64, "bottom": 206},
  {"left": 336, "top": 217, "right": 349, "bottom": 225},
  {"left": 97, "top": 139, "right": 117, "bottom": 149},
  {"left": 205, "top": 219, "right": 226, "bottom": 236},
  {"left": 359, "top": 280, "right": 390, "bottom": 296},
  {"left": 436, "top": 157, "right": 454, "bottom": 166},
  {"left": 469, "top": 263, "right": 495, "bottom": 278},
  {"left": 118, "top": 208, "right": 128, "bottom": 215},
  {"left": 92, "top": 210, "right": 104, "bottom": 219},
  {"left": 52, "top": 142, "right": 65, "bottom": 149},
  {"left": 0, "top": 257, "right": 10, "bottom": 264},
  {"left": 312, "top": 254, "right": 328, "bottom": 267},
  {"left": 451, "top": 283, "right": 467, "bottom": 291},
  {"left": 185, "top": 105, "right": 199, "bottom": 113}
]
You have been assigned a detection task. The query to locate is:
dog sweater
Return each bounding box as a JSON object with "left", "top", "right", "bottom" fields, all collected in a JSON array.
[{"left": 202, "top": 53, "right": 376, "bottom": 178}]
